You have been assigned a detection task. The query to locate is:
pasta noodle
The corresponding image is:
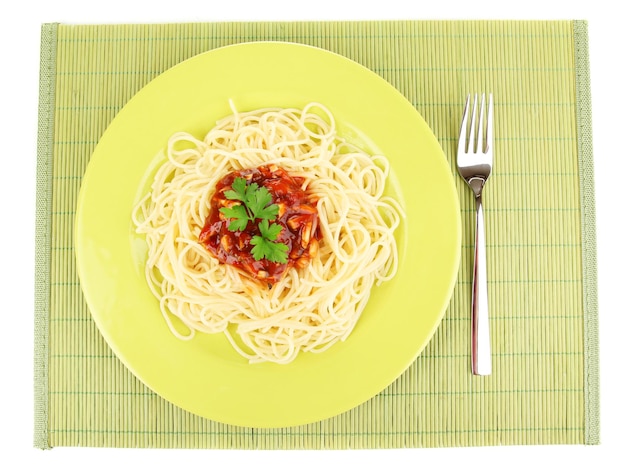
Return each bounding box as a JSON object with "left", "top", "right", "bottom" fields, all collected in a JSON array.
[{"left": 132, "top": 102, "right": 404, "bottom": 364}]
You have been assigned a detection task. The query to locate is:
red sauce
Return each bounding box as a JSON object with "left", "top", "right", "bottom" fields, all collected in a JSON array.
[{"left": 198, "top": 165, "right": 321, "bottom": 285}]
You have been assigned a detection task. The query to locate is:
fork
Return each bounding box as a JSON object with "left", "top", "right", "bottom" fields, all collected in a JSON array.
[{"left": 457, "top": 93, "right": 494, "bottom": 376}]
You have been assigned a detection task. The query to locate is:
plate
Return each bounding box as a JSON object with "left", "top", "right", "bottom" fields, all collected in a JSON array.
[{"left": 75, "top": 42, "right": 461, "bottom": 428}]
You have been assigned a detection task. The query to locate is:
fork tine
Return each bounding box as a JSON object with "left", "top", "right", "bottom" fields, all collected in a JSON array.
[
  {"left": 486, "top": 93, "right": 494, "bottom": 154},
  {"left": 458, "top": 94, "right": 471, "bottom": 152},
  {"left": 477, "top": 93, "right": 486, "bottom": 152},
  {"left": 467, "top": 93, "right": 478, "bottom": 153}
]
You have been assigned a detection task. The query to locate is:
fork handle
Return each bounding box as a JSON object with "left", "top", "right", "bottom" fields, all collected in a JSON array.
[{"left": 472, "top": 194, "right": 492, "bottom": 375}]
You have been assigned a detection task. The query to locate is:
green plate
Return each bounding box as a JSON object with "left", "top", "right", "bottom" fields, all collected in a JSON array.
[{"left": 75, "top": 42, "right": 461, "bottom": 428}]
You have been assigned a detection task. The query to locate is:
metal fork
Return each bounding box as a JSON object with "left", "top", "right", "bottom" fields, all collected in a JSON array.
[{"left": 457, "top": 93, "right": 494, "bottom": 376}]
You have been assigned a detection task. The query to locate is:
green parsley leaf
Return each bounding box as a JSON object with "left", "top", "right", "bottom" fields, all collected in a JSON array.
[
  {"left": 244, "top": 181, "right": 260, "bottom": 201},
  {"left": 250, "top": 235, "right": 289, "bottom": 263},
  {"left": 219, "top": 204, "right": 249, "bottom": 231},
  {"left": 223, "top": 177, "right": 248, "bottom": 202},
  {"left": 257, "top": 218, "right": 282, "bottom": 241},
  {"left": 255, "top": 202, "right": 280, "bottom": 221},
  {"left": 250, "top": 236, "right": 272, "bottom": 261},
  {"left": 251, "top": 219, "right": 289, "bottom": 263},
  {"left": 246, "top": 185, "right": 279, "bottom": 220}
]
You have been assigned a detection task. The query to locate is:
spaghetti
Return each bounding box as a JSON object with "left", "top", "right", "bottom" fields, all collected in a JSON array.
[{"left": 132, "top": 103, "right": 404, "bottom": 364}]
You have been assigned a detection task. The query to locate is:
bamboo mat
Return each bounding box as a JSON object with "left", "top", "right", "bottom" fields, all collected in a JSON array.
[{"left": 34, "top": 20, "right": 599, "bottom": 449}]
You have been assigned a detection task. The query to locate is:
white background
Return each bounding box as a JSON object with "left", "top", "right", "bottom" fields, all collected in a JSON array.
[{"left": 1, "top": 0, "right": 623, "bottom": 469}]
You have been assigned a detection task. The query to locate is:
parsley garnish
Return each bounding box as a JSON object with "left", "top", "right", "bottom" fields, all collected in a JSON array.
[
  {"left": 251, "top": 219, "right": 289, "bottom": 264},
  {"left": 219, "top": 177, "right": 289, "bottom": 263}
]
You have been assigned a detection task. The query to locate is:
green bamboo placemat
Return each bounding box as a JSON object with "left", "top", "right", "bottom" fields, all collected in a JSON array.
[{"left": 34, "top": 20, "right": 599, "bottom": 449}]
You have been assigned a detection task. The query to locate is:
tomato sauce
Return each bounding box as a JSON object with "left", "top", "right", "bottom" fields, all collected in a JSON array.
[{"left": 198, "top": 165, "right": 321, "bottom": 285}]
